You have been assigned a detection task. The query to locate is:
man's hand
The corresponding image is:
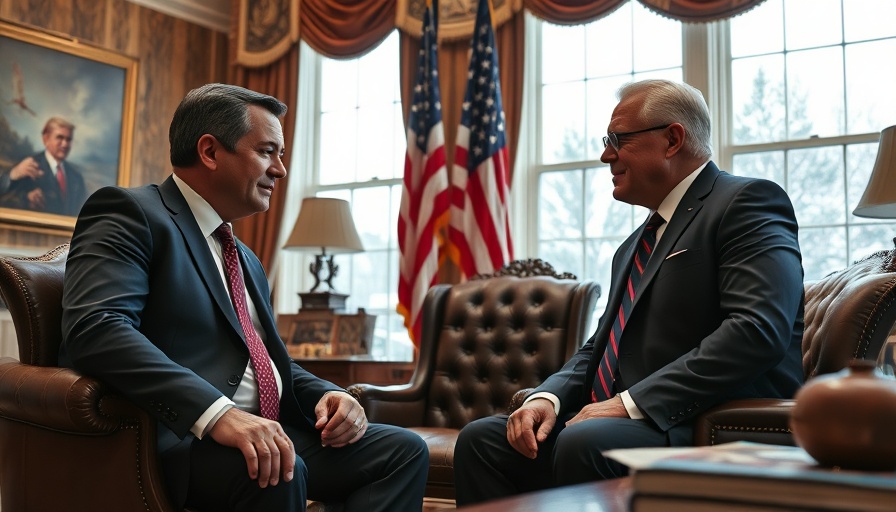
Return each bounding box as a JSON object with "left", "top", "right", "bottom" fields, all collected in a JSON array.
[
  {"left": 10, "top": 157, "right": 42, "bottom": 181},
  {"left": 506, "top": 398, "right": 556, "bottom": 459},
  {"left": 208, "top": 408, "right": 295, "bottom": 488},
  {"left": 565, "top": 395, "right": 629, "bottom": 426},
  {"left": 314, "top": 391, "right": 367, "bottom": 448},
  {"left": 26, "top": 188, "right": 45, "bottom": 210}
]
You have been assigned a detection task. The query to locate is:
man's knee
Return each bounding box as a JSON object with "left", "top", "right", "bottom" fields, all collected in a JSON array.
[{"left": 457, "top": 415, "right": 506, "bottom": 453}]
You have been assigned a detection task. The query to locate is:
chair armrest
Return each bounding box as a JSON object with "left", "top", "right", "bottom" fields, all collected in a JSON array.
[
  {"left": 346, "top": 382, "right": 427, "bottom": 427},
  {"left": 0, "top": 357, "right": 136, "bottom": 434},
  {"left": 694, "top": 398, "right": 795, "bottom": 446}
]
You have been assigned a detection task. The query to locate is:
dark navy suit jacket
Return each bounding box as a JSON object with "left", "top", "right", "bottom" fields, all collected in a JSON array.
[
  {"left": 0, "top": 152, "right": 88, "bottom": 216},
  {"left": 536, "top": 162, "right": 805, "bottom": 442},
  {"left": 59, "top": 176, "right": 341, "bottom": 505}
]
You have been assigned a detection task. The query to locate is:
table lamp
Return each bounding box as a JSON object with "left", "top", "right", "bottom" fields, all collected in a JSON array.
[
  {"left": 284, "top": 197, "right": 364, "bottom": 311},
  {"left": 854, "top": 125, "right": 896, "bottom": 218}
]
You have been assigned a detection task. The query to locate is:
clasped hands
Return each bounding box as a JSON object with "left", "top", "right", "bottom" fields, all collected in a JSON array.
[
  {"left": 209, "top": 391, "right": 367, "bottom": 488},
  {"left": 506, "top": 395, "right": 628, "bottom": 459}
]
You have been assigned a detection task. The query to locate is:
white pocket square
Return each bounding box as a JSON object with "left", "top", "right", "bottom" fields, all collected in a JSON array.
[{"left": 665, "top": 249, "right": 688, "bottom": 260}]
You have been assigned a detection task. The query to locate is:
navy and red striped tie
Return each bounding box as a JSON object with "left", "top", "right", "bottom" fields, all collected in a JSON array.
[{"left": 592, "top": 212, "right": 665, "bottom": 402}]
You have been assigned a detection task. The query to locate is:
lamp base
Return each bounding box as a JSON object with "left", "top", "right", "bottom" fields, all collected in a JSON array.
[{"left": 298, "top": 291, "right": 348, "bottom": 312}]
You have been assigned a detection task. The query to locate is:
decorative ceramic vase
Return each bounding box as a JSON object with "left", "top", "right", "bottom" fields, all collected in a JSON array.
[{"left": 790, "top": 359, "right": 896, "bottom": 470}]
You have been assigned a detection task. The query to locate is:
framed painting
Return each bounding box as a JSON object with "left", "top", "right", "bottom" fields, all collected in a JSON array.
[{"left": 0, "top": 20, "right": 137, "bottom": 234}]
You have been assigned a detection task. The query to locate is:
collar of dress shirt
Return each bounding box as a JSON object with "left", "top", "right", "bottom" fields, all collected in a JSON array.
[
  {"left": 654, "top": 160, "right": 710, "bottom": 236},
  {"left": 171, "top": 173, "right": 227, "bottom": 239}
]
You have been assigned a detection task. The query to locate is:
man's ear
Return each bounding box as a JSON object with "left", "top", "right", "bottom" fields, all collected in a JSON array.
[
  {"left": 665, "top": 123, "right": 686, "bottom": 158},
  {"left": 197, "top": 134, "right": 219, "bottom": 169}
]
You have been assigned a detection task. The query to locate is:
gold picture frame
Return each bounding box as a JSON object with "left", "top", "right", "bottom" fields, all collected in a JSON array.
[{"left": 0, "top": 20, "right": 137, "bottom": 235}]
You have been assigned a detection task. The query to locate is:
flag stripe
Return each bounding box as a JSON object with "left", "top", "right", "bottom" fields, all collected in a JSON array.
[
  {"left": 398, "top": 2, "right": 448, "bottom": 347},
  {"left": 448, "top": 0, "right": 513, "bottom": 278}
]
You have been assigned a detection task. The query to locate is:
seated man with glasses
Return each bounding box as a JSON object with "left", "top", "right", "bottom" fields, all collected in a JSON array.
[{"left": 454, "top": 79, "right": 804, "bottom": 504}]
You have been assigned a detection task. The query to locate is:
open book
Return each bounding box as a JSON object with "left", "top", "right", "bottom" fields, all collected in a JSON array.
[{"left": 604, "top": 441, "right": 896, "bottom": 512}]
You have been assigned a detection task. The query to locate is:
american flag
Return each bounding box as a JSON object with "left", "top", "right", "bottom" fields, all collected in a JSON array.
[
  {"left": 449, "top": 0, "right": 513, "bottom": 279},
  {"left": 398, "top": 0, "right": 449, "bottom": 347}
]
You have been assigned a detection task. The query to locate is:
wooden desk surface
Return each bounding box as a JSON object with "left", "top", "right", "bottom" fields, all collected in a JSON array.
[{"left": 455, "top": 477, "right": 631, "bottom": 512}]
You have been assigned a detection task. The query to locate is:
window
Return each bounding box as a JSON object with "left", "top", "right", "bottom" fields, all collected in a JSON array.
[
  {"left": 281, "top": 32, "right": 414, "bottom": 361},
  {"left": 529, "top": 0, "right": 896, "bottom": 310}
]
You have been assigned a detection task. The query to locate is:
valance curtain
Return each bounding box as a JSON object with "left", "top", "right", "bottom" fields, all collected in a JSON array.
[{"left": 229, "top": 0, "right": 767, "bottom": 270}]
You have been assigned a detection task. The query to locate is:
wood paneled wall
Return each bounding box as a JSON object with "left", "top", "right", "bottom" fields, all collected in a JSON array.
[{"left": 0, "top": 0, "right": 227, "bottom": 251}]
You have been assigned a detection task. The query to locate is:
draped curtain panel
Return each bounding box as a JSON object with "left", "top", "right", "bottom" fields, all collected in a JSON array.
[
  {"left": 229, "top": 0, "right": 767, "bottom": 269},
  {"left": 395, "top": 0, "right": 522, "bottom": 42}
]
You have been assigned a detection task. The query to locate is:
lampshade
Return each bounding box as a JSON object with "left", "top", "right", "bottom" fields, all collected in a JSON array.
[
  {"left": 284, "top": 197, "right": 364, "bottom": 253},
  {"left": 854, "top": 125, "right": 896, "bottom": 218}
]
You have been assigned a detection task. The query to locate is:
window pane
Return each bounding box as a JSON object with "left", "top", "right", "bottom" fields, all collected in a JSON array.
[
  {"left": 786, "top": 47, "right": 844, "bottom": 138},
  {"left": 732, "top": 55, "right": 786, "bottom": 144},
  {"left": 541, "top": 82, "right": 586, "bottom": 164},
  {"left": 539, "top": 170, "right": 583, "bottom": 239},
  {"left": 352, "top": 187, "right": 392, "bottom": 250},
  {"left": 585, "top": 238, "right": 623, "bottom": 310},
  {"left": 358, "top": 33, "right": 399, "bottom": 107},
  {"left": 844, "top": 0, "right": 896, "bottom": 42},
  {"left": 800, "top": 226, "right": 847, "bottom": 281},
  {"left": 847, "top": 142, "right": 883, "bottom": 222},
  {"left": 319, "top": 110, "right": 357, "bottom": 184},
  {"left": 585, "top": 166, "right": 645, "bottom": 237},
  {"left": 538, "top": 240, "right": 583, "bottom": 281},
  {"left": 357, "top": 104, "right": 399, "bottom": 181},
  {"left": 320, "top": 59, "right": 357, "bottom": 113},
  {"left": 845, "top": 39, "right": 896, "bottom": 134},
  {"left": 585, "top": 7, "right": 633, "bottom": 78},
  {"left": 789, "top": 146, "right": 845, "bottom": 225},
  {"left": 730, "top": 0, "right": 784, "bottom": 58},
  {"left": 784, "top": 0, "right": 842, "bottom": 50},
  {"left": 850, "top": 224, "right": 896, "bottom": 262},
  {"left": 732, "top": 151, "right": 785, "bottom": 187},
  {"left": 542, "top": 23, "right": 585, "bottom": 84},
  {"left": 632, "top": 2, "right": 681, "bottom": 71},
  {"left": 586, "top": 77, "right": 629, "bottom": 160}
]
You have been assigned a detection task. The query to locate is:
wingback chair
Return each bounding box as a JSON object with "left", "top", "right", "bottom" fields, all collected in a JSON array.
[
  {"left": 0, "top": 245, "right": 343, "bottom": 512},
  {"left": 693, "top": 241, "right": 896, "bottom": 446},
  {"left": 0, "top": 244, "right": 175, "bottom": 511},
  {"left": 347, "top": 259, "right": 601, "bottom": 500}
]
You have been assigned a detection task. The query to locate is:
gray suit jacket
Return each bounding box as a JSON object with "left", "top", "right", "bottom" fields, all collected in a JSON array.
[{"left": 536, "top": 162, "right": 804, "bottom": 439}]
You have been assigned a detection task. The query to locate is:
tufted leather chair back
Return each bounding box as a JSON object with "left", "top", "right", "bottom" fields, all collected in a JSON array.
[
  {"left": 801, "top": 243, "right": 896, "bottom": 380},
  {"left": 421, "top": 274, "right": 597, "bottom": 428},
  {"left": 0, "top": 243, "right": 68, "bottom": 366}
]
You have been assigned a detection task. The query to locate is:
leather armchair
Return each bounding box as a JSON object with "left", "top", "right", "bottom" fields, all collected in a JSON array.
[
  {"left": 693, "top": 242, "right": 896, "bottom": 446},
  {"left": 0, "top": 244, "right": 175, "bottom": 511},
  {"left": 347, "top": 259, "right": 601, "bottom": 500}
]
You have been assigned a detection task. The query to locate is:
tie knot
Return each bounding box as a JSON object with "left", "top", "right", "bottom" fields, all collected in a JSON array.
[
  {"left": 214, "top": 223, "right": 233, "bottom": 243},
  {"left": 645, "top": 212, "right": 665, "bottom": 231}
]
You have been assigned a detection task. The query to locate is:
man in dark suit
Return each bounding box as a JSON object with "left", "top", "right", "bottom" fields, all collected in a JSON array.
[
  {"left": 0, "top": 116, "right": 88, "bottom": 216},
  {"left": 60, "top": 83, "right": 428, "bottom": 511},
  {"left": 454, "top": 79, "right": 804, "bottom": 504}
]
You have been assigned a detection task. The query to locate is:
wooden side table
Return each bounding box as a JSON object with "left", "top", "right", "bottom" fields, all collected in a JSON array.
[{"left": 293, "top": 355, "right": 415, "bottom": 388}]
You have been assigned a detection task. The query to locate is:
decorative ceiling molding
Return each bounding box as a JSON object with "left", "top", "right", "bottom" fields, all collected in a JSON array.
[{"left": 126, "top": 0, "right": 230, "bottom": 33}]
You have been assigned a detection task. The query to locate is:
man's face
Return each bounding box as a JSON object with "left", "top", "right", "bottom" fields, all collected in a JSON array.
[
  {"left": 213, "top": 105, "right": 287, "bottom": 221},
  {"left": 600, "top": 94, "right": 672, "bottom": 210},
  {"left": 42, "top": 126, "right": 73, "bottom": 161}
]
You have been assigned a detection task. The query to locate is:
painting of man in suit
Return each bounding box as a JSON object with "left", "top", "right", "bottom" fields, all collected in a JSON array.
[
  {"left": 0, "top": 117, "right": 87, "bottom": 216},
  {"left": 0, "top": 23, "right": 134, "bottom": 225}
]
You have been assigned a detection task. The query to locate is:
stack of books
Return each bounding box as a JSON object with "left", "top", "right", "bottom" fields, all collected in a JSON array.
[{"left": 604, "top": 441, "right": 896, "bottom": 511}]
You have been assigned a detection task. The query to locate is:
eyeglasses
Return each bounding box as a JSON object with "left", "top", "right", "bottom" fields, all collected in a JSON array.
[{"left": 602, "top": 124, "right": 671, "bottom": 151}]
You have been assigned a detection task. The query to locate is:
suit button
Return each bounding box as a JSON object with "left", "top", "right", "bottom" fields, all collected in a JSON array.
[{"left": 228, "top": 374, "right": 241, "bottom": 386}]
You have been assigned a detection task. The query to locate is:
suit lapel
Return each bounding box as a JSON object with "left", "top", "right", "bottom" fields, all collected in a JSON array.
[
  {"left": 158, "top": 177, "right": 244, "bottom": 337},
  {"left": 634, "top": 162, "right": 721, "bottom": 306}
]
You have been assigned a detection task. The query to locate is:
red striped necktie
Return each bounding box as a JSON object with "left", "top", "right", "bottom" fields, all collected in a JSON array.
[
  {"left": 592, "top": 212, "right": 665, "bottom": 402},
  {"left": 214, "top": 224, "right": 280, "bottom": 420},
  {"left": 56, "top": 163, "right": 67, "bottom": 197}
]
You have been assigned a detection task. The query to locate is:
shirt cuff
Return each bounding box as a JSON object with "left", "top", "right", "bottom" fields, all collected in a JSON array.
[
  {"left": 620, "top": 390, "right": 643, "bottom": 419},
  {"left": 522, "top": 391, "right": 560, "bottom": 416},
  {"left": 191, "top": 397, "right": 235, "bottom": 439}
]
